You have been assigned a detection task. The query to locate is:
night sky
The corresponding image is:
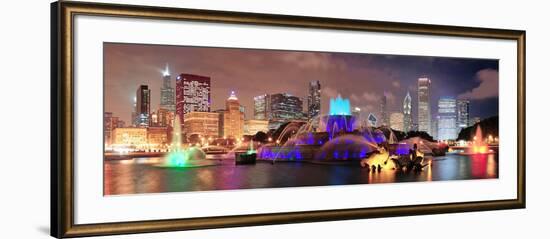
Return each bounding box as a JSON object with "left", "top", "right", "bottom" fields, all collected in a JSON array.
[{"left": 104, "top": 43, "right": 499, "bottom": 124}]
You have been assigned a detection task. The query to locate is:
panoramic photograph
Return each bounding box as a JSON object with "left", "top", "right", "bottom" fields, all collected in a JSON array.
[{"left": 103, "top": 43, "right": 499, "bottom": 196}]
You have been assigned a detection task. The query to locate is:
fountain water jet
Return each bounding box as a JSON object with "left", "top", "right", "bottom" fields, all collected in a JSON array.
[
  {"left": 246, "top": 140, "right": 257, "bottom": 155},
  {"left": 325, "top": 95, "right": 356, "bottom": 139},
  {"left": 160, "top": 117, "right": 212, "bottom": 168},
  {"left": 462, "top": 125, "right": 493, "bottom": 155}
]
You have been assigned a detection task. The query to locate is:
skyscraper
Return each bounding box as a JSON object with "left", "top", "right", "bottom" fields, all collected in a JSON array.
[
  {"left": 149, "top": 111, "right": 159, "bottom": 127},
  {"left": 221, "top": 91, "right": 245, "bottom": 139},
  {"left": 367, "top": 113, "right": 377, "bottom": 127},
  {"left": 156, "top": 108, "right": 174, "bottom": 128},
  {"left": 403, "top": 91, "right": 413, "bottom": 132},
  {"left": 135, "top": 85, "right": 151, "bottom": 127},
  {"left": 390, "top": 112, "right": 404, "bottom": 131},
  {"left": 352, "top": 107, "right": 362, "bottom": 128},
  {"left": 175, "top": 73, "right": 211, "bottom": 128},
  {"left": 159, "top": 64, "right": 175, "bottom": 112},
  {"left": 239, "top": 105, "right": 246, "bottom": 119},
  {"left": 457, "top": 99, "right": 470, "bottom": 130},
  {"left": 437, "top": 97, "right": 457, "bottom": 140},
  {"left": 104, "top": 112, "right": 114, "bottom": 145},
  {"left": 417, "top": 77, "right": 431, "bottom": 135},
  {"left": 131, "top": 96, "right": 137, "bottom": 127},
  {"left": 432, "top": 117, "right": 439, "bottom": 140},
  {"left": 268, "top": 93, "right": 304, "bottom": 130},
  {"left": 379, "top": 93, "right": 388, "bottom": 126},
  {"left": 307, "top": 80, "right": 321, "bottom": 119},
  {"left": 471, "top": 117, "right": 481, "bottom": 126},
  {"left": 253, "top": 94, "right": 270, "bottom": 120}
]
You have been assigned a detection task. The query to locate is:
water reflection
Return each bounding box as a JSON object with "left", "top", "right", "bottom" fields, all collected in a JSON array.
[
  {"left": 104, "top": 153, "right": 499, "bottom": 195},
  {"left": 426, "top": 164, "right": 432, "bottom": 182},
  {"left": 486, "top": 154, "right": 497, "bottom": 178}
]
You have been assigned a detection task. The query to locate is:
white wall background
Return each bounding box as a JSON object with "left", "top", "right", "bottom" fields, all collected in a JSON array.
[{"left": 0, "top": 0, "right": 545, "bottom": 238}]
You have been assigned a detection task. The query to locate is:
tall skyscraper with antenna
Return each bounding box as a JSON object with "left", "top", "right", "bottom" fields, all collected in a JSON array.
[{"left": 160, "top": 64, "right": 175, "bottom": 112}]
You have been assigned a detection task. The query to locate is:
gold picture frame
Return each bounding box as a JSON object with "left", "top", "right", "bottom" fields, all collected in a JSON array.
[{"left": 51, "top": 1, "right": 526, "bottom": 238}]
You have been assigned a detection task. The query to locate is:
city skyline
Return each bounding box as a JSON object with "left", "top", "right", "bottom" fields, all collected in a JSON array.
[
  {"left": 105, "top": 43, "right": 499, "bottom": 127},
  {"left": 103, "top": 43, "right": 501, "bottom": 197}
]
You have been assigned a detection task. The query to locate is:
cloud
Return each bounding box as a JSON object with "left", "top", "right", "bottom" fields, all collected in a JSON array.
[
  {"left": 363, "top": 105, "right": 376, "bottom": 113},
  {"left": 361, "top": 91, "right": 395, "bottom": 104},
  {"left": 392, "top": 81, "right": 400, "bottom": 88},
  {"left": 280, "top": 52, "right": 345, "bottom": 70},
  {"left": 350, "top": 93, "right": 361, "bottom": 102},
  {"left": 322, "top": 87, "right": 339, "bottom": 98},
  {"left": 408, "top": 84, "right": 416, "bottom": 92},
  {"left": 458, "top": 69, "right": 499, "bottom": 99},
  {"left": 362, "top": 92, "right": 380, "bottom": 102}
]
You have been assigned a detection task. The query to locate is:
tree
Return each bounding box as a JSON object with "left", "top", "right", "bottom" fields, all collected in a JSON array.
[
  {"left": 392, "top": 130, "right": 407, "bottom": 141},
  {"left": 187, "top": 134, "right": 201, "bottom": 144},
  {"left": 405, "top": 131, "right": 435, "bottom": 142},
  {"left": 253, "top": 131, "right": 268, "bottom": 143},
  {"left": 456, "top": 116, "right": 498, "bottom": 141}
]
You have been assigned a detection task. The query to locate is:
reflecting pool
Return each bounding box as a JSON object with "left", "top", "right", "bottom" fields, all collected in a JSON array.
[{"left": 104, "top": 153, "right": 498, "bottom": 195}]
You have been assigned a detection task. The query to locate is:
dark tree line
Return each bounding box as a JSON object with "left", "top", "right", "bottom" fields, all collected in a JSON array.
[
  {"left": 456, "top": 116, "right": 499, "bottom": 141},
  {"left": 386, "top": 129, "right": 434, "bottom": 142}
]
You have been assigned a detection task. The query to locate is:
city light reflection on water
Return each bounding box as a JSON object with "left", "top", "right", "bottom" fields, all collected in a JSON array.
[{"left": 104, "top": 153, "right": 498, "bottom": 195}]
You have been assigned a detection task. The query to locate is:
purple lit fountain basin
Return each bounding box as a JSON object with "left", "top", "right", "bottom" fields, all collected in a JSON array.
[{"left": 257, "top": 143, "right": 407, "bottom": 161}]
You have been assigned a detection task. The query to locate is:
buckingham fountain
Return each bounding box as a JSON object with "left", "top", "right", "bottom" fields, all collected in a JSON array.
[
  {"left": 159, "top": 96, "right": 438, "bottom": 168},
  {"left": 257, "top": 95, "right": 405, "bottom": 163},
  {"left": 104, "top": 96, "right": 500, "bottom": 195}
]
